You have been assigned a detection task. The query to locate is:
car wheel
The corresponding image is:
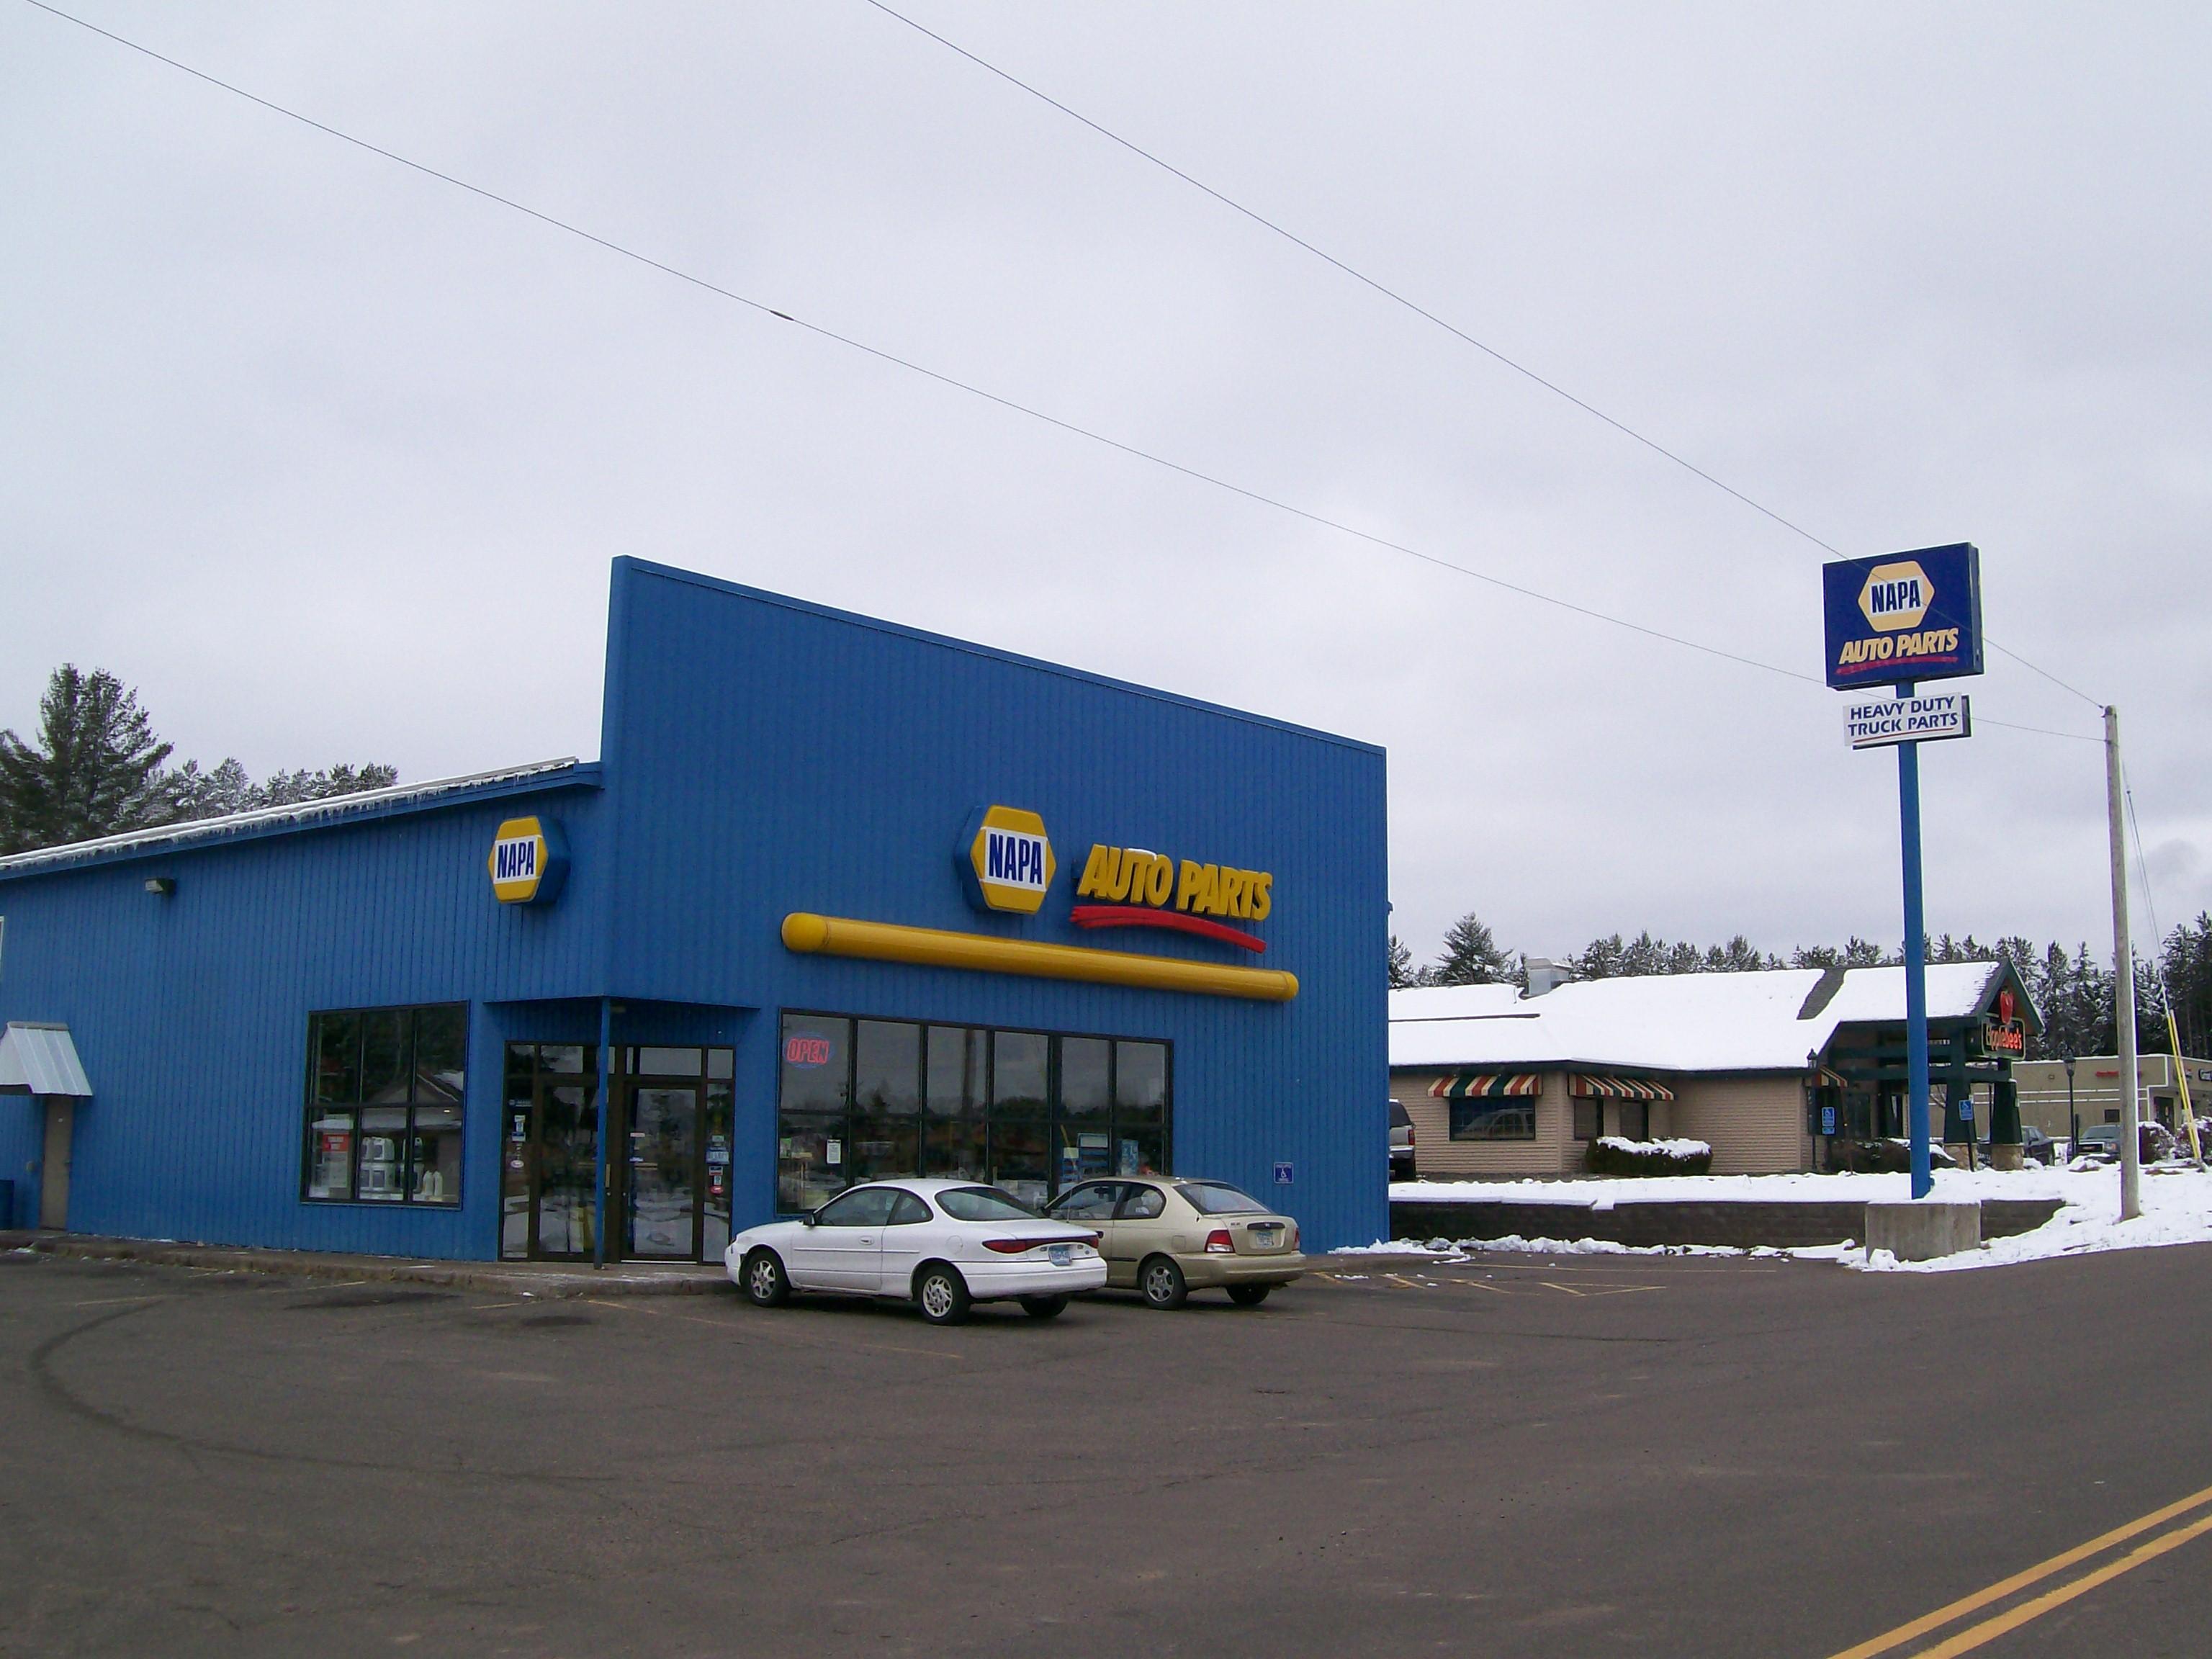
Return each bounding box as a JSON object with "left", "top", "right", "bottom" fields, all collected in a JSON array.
[
  {"left": 1139, "top": 1255, "right": 1187, "bottom": 1310},
  {"left": 1019, "top": 1295, "right": 1069, "bottom": 1320},
  {"left": 742, "top": 1249, "right": 790, "bottom": 1308},
  {"left": 914, "top": 1264, "right": 971, "bottom": 1326},
  {"left": 1226, "top": 1283, "right": 1271, "bottom": 1307}
]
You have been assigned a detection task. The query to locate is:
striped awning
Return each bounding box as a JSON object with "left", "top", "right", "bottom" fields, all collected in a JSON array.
[
  {"left": 1429, "top": 1071, "right": 1542, "bottom": 1100},
  {"left": 1568, "top": 1073, "right": 1674, "bottom": 1102}
]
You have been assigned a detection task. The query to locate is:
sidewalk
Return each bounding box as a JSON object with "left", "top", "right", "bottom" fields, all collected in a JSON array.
[{"left": 0, "top": 1230, "right": 730, "bottom": 1298}]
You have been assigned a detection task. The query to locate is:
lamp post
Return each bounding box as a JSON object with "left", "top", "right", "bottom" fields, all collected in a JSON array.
[{"left": 2064, "top": 1055, "right": 2078, "bottom": 1161}]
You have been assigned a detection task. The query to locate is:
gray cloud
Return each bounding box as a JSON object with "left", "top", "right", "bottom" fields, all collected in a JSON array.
[{"left": 4, "top": 1, "right": 2206, "bottom": 962}]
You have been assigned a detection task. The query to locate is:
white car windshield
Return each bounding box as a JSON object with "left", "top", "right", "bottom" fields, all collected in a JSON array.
[
  {"left": 1177, "top": 1182, "right": 1269, "bottom": 1215},
  {"left": 935, "top": 1186, "right": 1038, "bottom": 1222}
]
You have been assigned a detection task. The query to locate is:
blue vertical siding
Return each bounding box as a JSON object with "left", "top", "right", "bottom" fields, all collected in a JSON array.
[{"left": 0, "top": 557, "right": 1388, "bottom": 1256}]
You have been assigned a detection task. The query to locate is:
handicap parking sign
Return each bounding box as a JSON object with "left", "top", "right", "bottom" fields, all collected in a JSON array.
[{"left": 1272, "top": 1161, "right": 1293, "bottom": 1184}]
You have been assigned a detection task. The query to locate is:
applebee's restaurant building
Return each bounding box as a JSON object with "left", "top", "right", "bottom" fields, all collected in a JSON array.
[{"left": 0, "top": 559, "right": 1387, "bottom": 1259}]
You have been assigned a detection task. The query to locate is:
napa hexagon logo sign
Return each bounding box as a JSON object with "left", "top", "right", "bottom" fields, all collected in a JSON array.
[
  {"left": 488, "top": 815, "right": 570, "bottom": 906},
  {"left": 1821, "top": 541, "right": 1984, "bottom": 688},
  {"left": 958, "top": 805, "right": 1056, "bottom": 915}
]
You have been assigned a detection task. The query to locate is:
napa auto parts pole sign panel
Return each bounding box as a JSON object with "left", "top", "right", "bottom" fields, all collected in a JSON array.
[{"left": 1821, "top": 542, "right": 1984, "bottom": 688}]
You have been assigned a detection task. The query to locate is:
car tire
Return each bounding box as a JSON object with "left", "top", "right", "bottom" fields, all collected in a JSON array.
[
  {"left": 1139, "top": 1255, "right": 1187, "bottom": 1310},
  {"left": 742, "top": 1249, "right": 790, "bottom": 1308},
  {"left": 1226, "top": 1284, "right": 1271, "bottom": 1307},
  {"left": 914, "top": 1264, "right": 971, "bottom": 1326},
  {"left": 1019, "top": 1295, "right": 1069, "bottom": 1320}
]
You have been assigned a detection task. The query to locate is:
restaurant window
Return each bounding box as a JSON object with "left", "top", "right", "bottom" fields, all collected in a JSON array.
[
  {"left": 777, "top": 1011, "right": 1171, "bottom": 1213},
  {"left": 304, "top": 1004, "right": 467, "bottom": 1205},
  {"left": 1447, "top": 1097, "right": 1537, "bottom": 1141},
  {"left": 1572, "top": 1100, "right": 1600, "bottom": 1141}
]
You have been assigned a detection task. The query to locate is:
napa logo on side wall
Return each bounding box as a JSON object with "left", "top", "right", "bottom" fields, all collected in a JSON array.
[
  {"left": 958, "top": 805, "right": 1056, "bottom": 914},
  {"left": 1821, "top": 542, "right": 1984, "bottom": 688},
  {"left": 487, "top": 816, "right": 570, "bottom": 906}
]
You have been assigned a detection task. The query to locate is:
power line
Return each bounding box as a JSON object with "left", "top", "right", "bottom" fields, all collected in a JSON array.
[
  {"left": 860, "top": 0, "right": 2109, "bottom": 716},
  {"left": 24, "top": 0, "right": 2111, "bottom": 743},
  {"left": 20, "top": 0, "right": 1821, "bottom": 689}
]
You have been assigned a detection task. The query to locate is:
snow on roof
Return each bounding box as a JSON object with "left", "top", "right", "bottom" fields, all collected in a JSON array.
[
  {"left": 0, "top": 757, "right": 590, "bottom": 878},
  {"left": 1389, "top": 962, "right": 2007, "bottom": 1075}
]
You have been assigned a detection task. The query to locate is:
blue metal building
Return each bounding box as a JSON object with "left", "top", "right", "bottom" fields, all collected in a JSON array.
[{"left": 0, "top": 559, "right": 1388, "bottom": 1259}]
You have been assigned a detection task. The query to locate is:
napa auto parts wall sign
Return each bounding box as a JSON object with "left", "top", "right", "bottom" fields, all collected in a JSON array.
[
  {"left": 1821, "top": 542, "right": 1984, "bottom": 689},
  {"left": 1072, "top": 843, "right": 1274, "bottom": 953}
]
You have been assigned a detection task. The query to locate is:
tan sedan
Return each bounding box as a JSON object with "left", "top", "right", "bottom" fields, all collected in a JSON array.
[{"left": 1043, "top": 1176, "right": 1304, "bottom": 1308}]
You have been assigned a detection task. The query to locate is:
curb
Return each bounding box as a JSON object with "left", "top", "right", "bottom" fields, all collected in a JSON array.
[{"left": 0, "top": 1231, "right": 732, "bottom": 1298}]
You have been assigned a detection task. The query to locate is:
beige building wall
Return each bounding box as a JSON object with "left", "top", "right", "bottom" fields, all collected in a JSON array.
[
  {"left": 1390, "top": 1068, "right": 1574, "bottom": 1178},
  {"left": 2013, "top": 1054, "right": 2212, "bottom": 1138},
  {"left": 1664, "top": 1074, "right": 1812, "bottom": 1174}
]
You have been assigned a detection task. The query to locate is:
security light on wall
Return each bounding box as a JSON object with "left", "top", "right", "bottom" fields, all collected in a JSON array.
[{"left": 144, "top": 877, "right": 176, "bottom": 896}]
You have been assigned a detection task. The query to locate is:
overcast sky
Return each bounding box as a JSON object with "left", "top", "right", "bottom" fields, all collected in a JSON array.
[{"left": 5, "top": 3, "right": 2208, "bottom": 965}]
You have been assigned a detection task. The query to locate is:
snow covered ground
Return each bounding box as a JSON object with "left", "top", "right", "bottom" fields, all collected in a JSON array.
[{"left": 1360, "top": 1164, "right": 2212, "bottom": 1272}]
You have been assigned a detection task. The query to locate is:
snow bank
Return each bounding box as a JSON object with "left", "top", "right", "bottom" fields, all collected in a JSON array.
[
  {"left": 1358, "top": 1164, "right": 2212, "bottom": 1272},
  {"left": 1594, "top": 1135, "right": 1709, "bottom": 1158}
]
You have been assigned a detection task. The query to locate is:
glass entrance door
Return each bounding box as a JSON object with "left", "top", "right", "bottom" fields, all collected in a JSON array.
[
  {"left": 501, "top": 1044, "right": 603, "bottom": 1262},
  {"left": 624, "top": 1084, "right": 700, "bottom": 1259}
]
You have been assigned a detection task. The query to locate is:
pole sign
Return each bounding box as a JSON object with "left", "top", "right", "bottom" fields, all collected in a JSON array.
[
  {"left": 1845, "top": 692, "right": 1972, "bottom": 750},
  {"left": 1821, "top": 543, "right": 1983, "bottom": 689}
]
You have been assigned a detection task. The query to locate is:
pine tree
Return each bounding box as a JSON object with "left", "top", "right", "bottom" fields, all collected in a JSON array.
[
  {"left": 1431, "top": 913, "right": 1514, "bottom": 985},
  {"left": 0, "top": 666, "right": 174, "bottom": 853},
  {"left": 1388, "top": 935, "right": 1421, "bottom": 989}
]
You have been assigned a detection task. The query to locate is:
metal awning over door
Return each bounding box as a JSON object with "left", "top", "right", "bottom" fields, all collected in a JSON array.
[{"left": 0, "top": 1022, "right": 92, "bottom": 1097}]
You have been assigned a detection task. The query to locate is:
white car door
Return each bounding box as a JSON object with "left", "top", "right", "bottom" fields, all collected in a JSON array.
[
  {"left": 788, "top": 1186, "right": 896, "bottom": 1290},
  {"left": 876, "top": 1188, "right": 935, "bottom": 1296}
]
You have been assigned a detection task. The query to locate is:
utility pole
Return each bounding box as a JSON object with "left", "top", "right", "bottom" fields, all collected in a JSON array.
[{"left": 2106, "top": 706, "right": 2141, "bottom": 1221}]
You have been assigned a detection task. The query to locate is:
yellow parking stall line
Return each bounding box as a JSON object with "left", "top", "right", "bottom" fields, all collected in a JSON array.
[{"left": 1825, "top": 1478, "right": 2212, "bottom": 1659}]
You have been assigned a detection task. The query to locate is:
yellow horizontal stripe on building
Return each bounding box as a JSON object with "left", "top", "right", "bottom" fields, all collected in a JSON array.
[{"left": 780, "top": 913, "right": 1298, "bottom": 1002}]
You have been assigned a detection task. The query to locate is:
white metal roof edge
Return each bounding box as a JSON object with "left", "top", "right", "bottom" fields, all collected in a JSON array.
[{"left": 0, "top": 758, "right": 593, "bottom": 877}]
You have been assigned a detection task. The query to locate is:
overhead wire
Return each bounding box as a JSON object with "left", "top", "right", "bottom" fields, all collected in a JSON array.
[
  {"left": 23, "top": 0, "right": 2109, "bottom": 742},
  {"left": 859, "top": 0, "right": 2109, "bottom": 716},
  {"left": 17, "top": 0, "right": 1817, "bottom": 689}
]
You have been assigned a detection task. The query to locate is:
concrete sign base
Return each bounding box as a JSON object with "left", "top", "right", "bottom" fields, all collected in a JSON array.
[{"left": 1865, "top": 1200, "right": 1982, "bottom": 1262}]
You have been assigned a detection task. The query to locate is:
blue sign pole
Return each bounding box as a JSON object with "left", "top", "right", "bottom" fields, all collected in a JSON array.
[{"left": 1896, "top": 682, "right": 1933, "bottom": 1199}]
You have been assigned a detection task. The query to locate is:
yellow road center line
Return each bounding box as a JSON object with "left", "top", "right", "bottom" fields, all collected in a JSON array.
[
  {"left": 1827, "top": 1478, "right": 2212, "bottom": 1659},
  {"left": 1907, "top": 1510, "right": 2212, "bottom": 1658}
]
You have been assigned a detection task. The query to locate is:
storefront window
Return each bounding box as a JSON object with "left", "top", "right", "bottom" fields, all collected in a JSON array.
[
  {"left": 1448, "top": 1099, "right": 1536, "bottom": 1141},
  {"left": 778, "top": 1012, "right": 1172, "bottom": 1212},
  {"left": 302, "top": 1004, "right": 467, "bottom": 1205}
]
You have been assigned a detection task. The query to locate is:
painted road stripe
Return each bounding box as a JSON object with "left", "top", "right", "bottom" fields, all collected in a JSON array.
[
  {"left": 1908, "top": 1512, "right": 2212, "bottom": 1657},
  {"left": 1827, "top": 1478, "right": 2212, "bottom": 1659}
]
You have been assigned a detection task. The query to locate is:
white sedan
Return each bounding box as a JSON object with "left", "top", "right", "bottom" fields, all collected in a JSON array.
[{"left": 726, "top": 1178, "right": 1107, "bottom": 1324}]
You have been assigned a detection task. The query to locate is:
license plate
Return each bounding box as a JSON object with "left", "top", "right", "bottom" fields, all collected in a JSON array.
[
  {"left": 1251, "top": 1227, "right": 1282, "bottom": 1246},
  {"left": 1048, "top": 1245, "right": 1072, "bottom": 1267}
]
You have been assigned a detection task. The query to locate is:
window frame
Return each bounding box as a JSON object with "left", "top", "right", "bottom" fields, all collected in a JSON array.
[
  {"left": 300, "top": 1002, "right": 469, "bottom": 1208},
  {"left": 775, "top": 1008, "right": 1173, "bottom": 1215},
  {"left": 1447, "top": 1097, "right": 1538, "bottom": 1141}
]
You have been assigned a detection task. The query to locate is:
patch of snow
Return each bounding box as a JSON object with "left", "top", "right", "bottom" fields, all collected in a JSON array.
[{"left": 1594, "top": 1135, "right": 1710, "bottom": 1158}]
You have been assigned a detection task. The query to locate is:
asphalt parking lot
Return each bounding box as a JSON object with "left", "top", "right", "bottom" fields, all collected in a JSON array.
[{"left": 6, "top": 1242, "right": 2212, "bottom": 1658}]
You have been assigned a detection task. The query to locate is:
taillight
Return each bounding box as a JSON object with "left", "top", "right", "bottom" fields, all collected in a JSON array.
[
  {"left": 982, "top": 1234, "right": 1097, "bottom": 1254},
  {"left": 1290, "top": 1224, "right": 1300, "bottom": 1251},
  {"left": 1205, "top": 1228, "right": 1234, "bottom": 1254}
]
